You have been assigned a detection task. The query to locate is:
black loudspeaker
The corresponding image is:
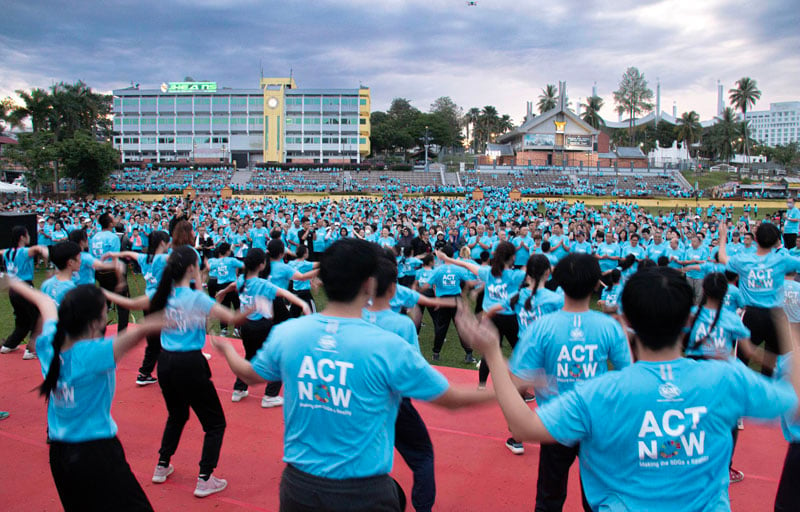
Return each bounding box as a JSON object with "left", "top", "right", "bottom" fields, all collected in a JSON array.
[{"left": 0, "top": 212, "right": 38, "bottom": 249}]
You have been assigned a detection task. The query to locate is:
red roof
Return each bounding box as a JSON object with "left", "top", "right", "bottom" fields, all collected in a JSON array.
[{"left": 0, "top": 136, "right": 18, "bottom": 145}]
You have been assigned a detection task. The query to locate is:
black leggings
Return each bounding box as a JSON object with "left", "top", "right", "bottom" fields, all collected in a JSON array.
[
  {"left": 4, "top": 282, "right": 39, "bottom": 349},
  {"left": 50, "top": 437, "right": 153, "bottom": 512},
  {"left": 289, "top": 289, "right": 316, "bottom": 317},
  {"left": 138, "top": 308, "right": 161, "bottom": 377},
  {"left": 157, "top": 350, "right": 226, "bottom": 476},
  {"left": 478, "top": 314, "right": 519, "bottom": 385},
  {"left": 741, "top": 306, "right": 783, "bottom": 376},
  {"left": 217, "top": 283, "right": 240, "bottom": 331},
  {"left": 431, "top": 301, "right": 472, "bottom": 355},
  {"left": 535, "top": 442, "right": 592, "bottom": 512},
  {"left": 775, "top": 442, "right": 800, "bottom": 512},
  {"left": 235, "top": 318, "right": 281, "bottom": 396},
  {"left": 97, "top": 269, "right": 129, "bottom": 331}
]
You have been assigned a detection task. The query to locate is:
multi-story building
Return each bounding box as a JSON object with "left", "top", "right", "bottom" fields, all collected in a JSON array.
[
  {"left": 746, "top": 102, "right": 800, "bottom": 147},
  {"left": 112, "top": 78, "right": 370, "bottom": 166}
]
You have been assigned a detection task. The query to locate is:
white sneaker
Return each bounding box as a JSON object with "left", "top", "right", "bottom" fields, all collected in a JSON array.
[
  {"left": 231, "top": 390, "right": 248, "bottom": 402},
  {"left": 0, "top": 346, "right": 19, "bottom": 354},
  {"left": 152, "top": 463, "right": 174, "bottom": 483},
  {"left": 261, "top": 395, "right": 284, "bottom": 408},
  {"left": 737, "top": 418, "right": 744, "bottom": 430},
  {"left": 219, "top": 328, "right": 228, "bottom": 336},
  {"left": 22, "top": 349, "right": 37, "bottom": 360},
  {"left": 203, "top": 352, "right": 212, "bottom": 360},
  {"left": 194, "top": 475, "right": 227, "bottom": 498}
]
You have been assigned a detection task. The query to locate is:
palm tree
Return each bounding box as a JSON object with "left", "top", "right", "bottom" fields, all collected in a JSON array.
[
  {"left": 580, "top": 96, "right": 605, "bottom": 129},
  {"left": 675, "top": 111, "right": 702, "bottom": 158},
  {"left": 474, "top": 106, "right": 500, "bottom": 153},
  {"left": 729, "top": 77, "right": 761, "bottom": 166},
  {"left": 10, "top": 88, "right": 52, "bottom": 132},
  {"left": 497, "top": 114, "right": 514, "bottom": 135},
  {"left": 463, "top": 107, "right": 481, "bottom": 152},
  {"left": 537, "top": 84, "right": 558, "bottom": 114}
]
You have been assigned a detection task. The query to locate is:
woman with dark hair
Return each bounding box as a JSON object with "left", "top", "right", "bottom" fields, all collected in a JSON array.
[
  {"left": 1, "top": 226, "right": 49, "bottom": 359},
  {"left": 7, "top": 278, "right": 164, "bottom": 511},
  {"left": 265, "top": 238, "right": 318, "bottom": 325},
  {"left": 102, "top": 247, "right": 251, "bottom": 498}
]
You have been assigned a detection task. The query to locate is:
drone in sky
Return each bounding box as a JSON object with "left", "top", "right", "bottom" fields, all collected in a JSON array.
[{"left": 466, "top": 1, "right": 477, "bottom": 5}]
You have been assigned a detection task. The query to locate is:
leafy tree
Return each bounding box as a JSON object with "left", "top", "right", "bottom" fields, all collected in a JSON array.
[
  {"left": 655, "top": 121, "right": 676, "bottom": 148},
  {"left": 368, "top": 99, "right": 422, "bottom": 159},
  {"left": 11, "top": 82, "right": 112, "bottom": 140},
  {"left": 0, "top": 97, "right": 22, "bottom": 134},
  {"left": 537, "top": 84, "right": 558, "bottom": 114},
  {"left": 580, "top": 96, "right": 604, "bottom": 129},
  {"left": 9, "top": 88, "right": 52, "bottom": 132},
  {"left": 3, "top": 130, "right": 58, "bottom": 192},
  {"left": 429, "top": 96, "right": 464, "bottom": 151},
  {"left": 771, "top": 143, "right": 799, "bottom": 168},
  {"left": 613, "top": 67, "right": 654, "bottom": 145},
  {"left": 729, "top": 77, "right": 761, "bottom": 166},
  {"left": 676, "top": 111, "right": 702, "bottom": 157},
  {"left": 701, "top": 107, "right": 739, "bottom": 163},
  {"left": 463, "top": 107, "right": 481, "bottom": 152},
  {"left": 57, "top": 130, "right": 119, "bottom": 194}
]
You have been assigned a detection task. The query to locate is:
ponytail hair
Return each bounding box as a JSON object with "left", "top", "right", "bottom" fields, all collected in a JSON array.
[
  {"left": 490, "top": 241, "right": 516, "bottom": 278},
  {"left": 684, "top": 272, "right": 728, "bottom": 351},
  {"left": 510, "top": 254, "right": 551, "bottom": 312},
  {"left": 39, "top": 285, "right": 106, "bottom": 399},
  {"left": 146, "top": 231, "right": 170, "bottom": 264},
  {"left": 8, "top": 226, "right": 29, "bottom": 264},
  {"left": 149, "top": 246, "right": 198, "bottom": 313}
]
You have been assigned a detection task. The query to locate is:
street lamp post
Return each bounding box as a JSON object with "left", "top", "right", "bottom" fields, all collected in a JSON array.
[{"left": 424, "top": 125, "right": 430, "bottom": 172}]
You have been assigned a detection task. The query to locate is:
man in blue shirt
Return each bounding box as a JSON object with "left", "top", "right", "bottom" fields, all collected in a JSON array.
[
  {"left": 458, "top": 266, "right": 799, "bottom": 512},
  {"left": 783, "top": 197, "right": 800, "bottom": 250},
  {"left": 90, "top": 213, "right": 129, "bottom": 331},
  {"left": 211, "top": 239, "right": 492, "bottom": 511}
]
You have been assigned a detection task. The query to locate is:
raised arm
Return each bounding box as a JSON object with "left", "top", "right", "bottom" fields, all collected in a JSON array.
[
  {"left": 112, "top": 313, "right": 165, "bottom": 362},
  {"left": 416, "top": 294, "right": 457, "bottom": 310},
  {"left": 210, "top": 336, "right": 265, "bottom": 385},
  {"left": 435, "top": 249, "right": 480, "bottom": 276},
  {"left": 103, "top": 290, "right": 151, "bottom": 311},
  {"left": 102, "top": 250, "right": 141, "bottom": 261},
  {"left": 209, "top": 302, "right": 253, "bottom": 326},
  {"left": 717, "top": 222, "right": 729, "bottom": 265},
  {"left": 291, "top": 268, "right": 320, "bottom": 282},
  {"left": 7, "top": 278, "right": 57, "bottom": 322}
]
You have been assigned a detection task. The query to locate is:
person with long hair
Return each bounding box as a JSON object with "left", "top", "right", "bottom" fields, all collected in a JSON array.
[
  {"left": 6, "top": 278, "right": 164, "bottom": 511},
  {"left": 217, "top": 248, "right": 310, "bottom": 405},
  {"left": 1, "top": 226, "right": 49, "bottom": 359},
  {"left": 265, "top": 238, "right": 318, "bottom": 324},
  {"left": 208, "top": 242, "right": 244, "bottom": 335},
  {"left": 103, "top": 246, "right": 251, "bottom": 498},
  {"left": 104, "top": 230, "right": 171, "bottom": 385},
  {"left": 288, "top": 245, "right": 316, "bottom": 317},
  {"left": 437, "top": 241, "right": 526, "bottom": 384}
]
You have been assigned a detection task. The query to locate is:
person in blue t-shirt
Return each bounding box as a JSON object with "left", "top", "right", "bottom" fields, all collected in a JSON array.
[
  {"left": 210, "top": 243, "right": 245, "bottom": 335},
  {"left": 427, "top": 244, "right": 479, "bottom": 363},
  {"left": 783, "top": 197, "right": 800, "bottom": 250},
  {"left": 719, "top": 222, "right": 800, "bottom": 375},
  {"left": 216, "top": 247, "right": 309, "bottom": 405},
  {"left": 6, "top": 279, "right": 164, "bottom": 511},
  {"left": 90, "top": 213, "right": 130, "bottom": 331},
  {"left": 599, "top": 268, "right": 623, "bottom": 315},
  {"left": 102, "top": 246, "right": 252, "bottom": 499},
  {"left": 458, "top": 266, "right": 800, "bottom": 512},
  {"left": 248, "top": 218, "right": 269, "bottom": 250},
  {"left": 493, "top": 254, "right": 563, "bottom": 337},
  {"left": 266, "top": 239, "right": 319, "bottom": 325},
  {"left": 438, "top": 242, "right": 526, "bottom": 386},
  {"left": 1, "top": 226, "right": 49, "bottom": 357},
  {"left": 106, "top": 231, "right": 171, "bottom": 386},
  {"left": 68, "top": 229, "right": 122, "bottom": 287},
  {"left": 41, "top": 242, "right": 81, "bottom": 308},
  {"left": 210, "top": 238, "right": 493, "bottom": 512}
]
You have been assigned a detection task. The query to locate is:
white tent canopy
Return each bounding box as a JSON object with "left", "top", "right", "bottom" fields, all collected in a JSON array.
[{"left": 0, "top": 182, "right": 28, "bottom": 193}]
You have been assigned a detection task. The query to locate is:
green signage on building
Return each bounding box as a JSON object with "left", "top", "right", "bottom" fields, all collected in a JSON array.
[{"left": 165, "top": 82, "right": 217, "bottom": 93}]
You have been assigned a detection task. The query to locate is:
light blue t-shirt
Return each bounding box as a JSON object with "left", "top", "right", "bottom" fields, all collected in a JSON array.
[
  {"left": 41, "top": 276, "right": 77, "bottom": 307},
  {"left": 249, "top": 227, "right": 269, "bottom": 250},
  {"left": 238, "top": 276, "right": 279, "bottom": 321},
  {"left": 601, "top": 283, "right": 622, "bottom": 310},
  {"left": 269, "top": 260, "right": 297, "bottom": 290},
  {"left": 477, "top": 266, "right": 525, "bottom": 315},
  {"left": 727, "top": 252, "right": 800, "bottom": 308},
  {"left": 783, "top": 279, "right": 800, "bottom": 323},
  {"left": 595, "top": 242, "right": 620, "bottom": 273},
  {"left": 509, "top": 287, "right": 564, "bottom": 334},
  {"left": 363, "top": 308, "right": 419, "bottom": 354},
  {"left": 4, "top": 247, "right": 35, "bottom": 281},
  {"left": 36, "top": 319, "right": 118, "bottom": 442},
  {"left": 510, "top": 310, "right": 631, "bottom": 405},
  {"left": 429, "top": 264, "right": 472, "bottom": 297},
  {"left": 73, "top": 252, "right": 98, "bottom": 285},
  {"left": 722, "top": 283, "right": 744, "bottom": 313},
  {"left": 290, "top": 260, "right": 313, "bottom": 292},
  {"left": 390, "top": 284, "right": 420, "bottom": 313},
  {"left": 685, "top": 306, "right": 750, "bottom": 359},
  {"left": 785, "top": 207, "right": 800, "bottom": 235},
  {"left": 160, "top": 287, "right": 216, "bottom": 351},
  {"left": 537, "top": 358, "right": 797, "bottom": 511},
  {"left": 137, "top": 253, "right": 168, "bottom": 297},
  {"left": 250, "top": 314, "right": 449, "bottom": 479},
  {"left": 89, "top": 230, "right": 120, "bottom": 258},
  {"left": 415, "top": 267, "right": 434, "bottom": 288},
  {"left": 216, "top": 256, "right": 244, "bottom": 285},
  {"left": 775, "top": 353, "right": 800, "bottom": 442}
]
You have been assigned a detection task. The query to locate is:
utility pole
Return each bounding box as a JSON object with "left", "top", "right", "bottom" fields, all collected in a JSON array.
[{"left": 424, "top": 125, "right": 430, "bottom": 172}]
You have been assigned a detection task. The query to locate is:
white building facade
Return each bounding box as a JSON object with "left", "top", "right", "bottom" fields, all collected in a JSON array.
[{"left": 746, "top": 102, "right": 800, "bottom": 147}]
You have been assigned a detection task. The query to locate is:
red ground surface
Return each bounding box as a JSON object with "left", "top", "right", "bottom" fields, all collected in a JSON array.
[{"left": 0, "top": 329, "right": 789, "bottom": 511}]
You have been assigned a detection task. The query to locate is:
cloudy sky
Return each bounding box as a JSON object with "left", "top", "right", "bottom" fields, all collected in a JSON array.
[{"left": 2, "top": 0, "right": 798, "bottom": 125}]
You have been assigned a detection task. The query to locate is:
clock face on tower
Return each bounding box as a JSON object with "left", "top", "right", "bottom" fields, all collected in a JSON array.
[{"left": 267, "top": 97, "right": 279, "bottom": 109}]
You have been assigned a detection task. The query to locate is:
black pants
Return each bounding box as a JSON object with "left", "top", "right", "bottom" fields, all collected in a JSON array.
[
  {"left": 432, "top": 300, "right": 472, "bottom": 355},
  {"left": 289, "top": 289, "right": 316, "bottom": 317},
  {"left": 97, "top": 269, "right": 129, "bottom": 331},
  {"left": 395, "top": 398, "right": 435, "bottom": 512},
  {"left": 235, "top": 318, "right": 281, "bottom": 396},
  {"left": 741, "top": 306, "right": 782, "bottom": 376},
  {"left": 535, "top": 442, "right": 591, "bottom": 512},
  {"left": 478, "top": 314, "right": 519, "bottom": 384},
  {"left": 279, "top": 464, "right": 403, "bottom": 512},
  {"left": 49, "top": 437, "right": 153, "bottom": 512},
  {"left": 273, "top": 296, "right": 292, "bottom": 325},
  {"left": 775, "top": 442, "right": 800, "bottom": 511},
  {"left": 138, "top": 309, "right": 161, "bottom": 376},
  {"left": 218, "top": 283, "right": 240, "bottom": 331},
  {"left": 398, "top": 275, "right": 415, "bottom": 288},
  {"left": 784, "top": 233, "right": 798, "bottom": 251},
  {"left": 4, "top": 283, "right": 39, "bottom": 349},
  {"left": 157, "top": 350, "right": 226, "bottom": 475},
  {"left": 207, "top": 277, "right": 219, "bottom": 300}
]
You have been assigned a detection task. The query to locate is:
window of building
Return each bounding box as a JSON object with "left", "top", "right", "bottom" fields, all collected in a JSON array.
[
  {"left": 158, "top": 97, "right": 175, "bottom": 107},
  {"left": 158, "top": 137, "right": 175, "bottom": 144},
  {"left": 213, "top": 97, "right": 229, "bottom": 105},
  {"left": 323, "top": 117, "right": 339, "bottom": 125},
  {"left": 360, "top": 137, "right": 367, "bottom": 144},
  {"left": 123, "top": 99, "right": 138, "bottom": 107},
  {"left": 249, "top": 97, "right": 263, "bottom": 106},
  {"left": 194, "top": 137, "right": 210, "bottom": 144},
  {"left": 304, "top": 97, "right": 321, "bottom": 105},
  {"left": 160, "top": 117, "right": 175, "bottom": 124},
  {"left": 195, "top": 97, "right": 211, "bottom": 105},
  {"left": 141, "top": 137, "right": 156, "bottom": 144},
  {"left": 212, "top": 117, "right": 228, "bottom": 125},
  {"left": 141, "top": 98, "right": 156, "bottom": 105},
  {"left": 359, "top": 98, "right": 367, "bottom": 106},
  {"left": 113, "top": 99, "right": 121, "bottom": 109},
  {"left": 359, "top": 118, "right": 367, "bottom": 125},
  {"left": 122, "top": 118, "right": 138, "bottom": 125},
  {"left": 141, "top": 117, "right": 157, "bottom": 124},
  {"left": 176, "top": 117, "right": 193, "bottom": 125},
  {"left": 231, "top": 117, "right": 247, "bottom": 125},
  {"left": 176, "top": 97, "right": 192, "bottom": 105},
  {"left": 287, "top": 117, "right": 302, "bottom": 125},
  {"left": 305, "top": 117, "right": 320, "bottom": 125},
  {"left": 176, "top": 137, "right": 192, "bottom": 144}
]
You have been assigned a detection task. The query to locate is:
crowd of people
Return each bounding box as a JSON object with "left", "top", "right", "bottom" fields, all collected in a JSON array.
[{"left": 1, "top": 192, "right": 799, "bottom": 511}]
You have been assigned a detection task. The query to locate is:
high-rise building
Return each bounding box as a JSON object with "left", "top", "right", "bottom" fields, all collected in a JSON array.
[
  {"left": 112, "top": 78, "right": 370, "bottom": 166},
  {"left": 746, "top": 102, "right": 800, "bottom": 147}
]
